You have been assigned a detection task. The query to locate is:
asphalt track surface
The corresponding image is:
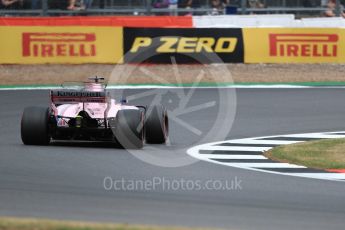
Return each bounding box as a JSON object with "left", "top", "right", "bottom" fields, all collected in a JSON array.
[{"left": 1, "top": 88, "right": 345, "bottom": 230}]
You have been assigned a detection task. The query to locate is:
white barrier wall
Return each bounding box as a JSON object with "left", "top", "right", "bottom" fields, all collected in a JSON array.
[
  {"left": 300, "top": 17, "right": 345, "bottom": 27},
  {"left": 193, "top": 15, "right": 345, "bottom": 28}
]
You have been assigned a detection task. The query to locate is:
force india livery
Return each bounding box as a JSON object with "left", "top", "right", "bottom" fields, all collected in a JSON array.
[{"left": 21, "top": 77, "right": 169, "bottom": 149}]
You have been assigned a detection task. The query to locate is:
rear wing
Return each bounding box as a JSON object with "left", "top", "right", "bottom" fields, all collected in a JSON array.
[{"left": 50, "top": 90, "right": 107, "bottom": 104}]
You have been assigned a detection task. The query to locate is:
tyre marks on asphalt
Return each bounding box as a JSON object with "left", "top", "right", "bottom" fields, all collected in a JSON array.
[{"left": 187, "top": 131, "right": 345, "bottom": 181}]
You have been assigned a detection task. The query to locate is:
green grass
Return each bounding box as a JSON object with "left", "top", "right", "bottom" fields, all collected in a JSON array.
[
  {"left": 264, "top": 138, "right": 345, "bottom": 169},
  {"left": 0, "top": 217, "right": 215, "bottom": 230}
]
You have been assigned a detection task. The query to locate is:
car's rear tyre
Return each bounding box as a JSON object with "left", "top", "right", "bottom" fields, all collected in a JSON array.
[
  {"left": 21, "top": 106, "right": 51, "bottom": 145},
  {"left": 145, "top": 105, "right": 168, "bottom": 144},
  {"left": 112, "top": 109, "right": 144, "bottom": 149}
]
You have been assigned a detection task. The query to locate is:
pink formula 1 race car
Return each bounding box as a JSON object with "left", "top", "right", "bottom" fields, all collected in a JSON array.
[{"left": 21, "top": 77, "right": 169, "bottom": 149}]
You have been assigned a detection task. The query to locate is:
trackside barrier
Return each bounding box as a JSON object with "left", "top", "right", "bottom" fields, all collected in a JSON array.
[
  {"left": 193, "top": 15, "right": 296, "bottom": 28},
  {"left": 1, "top": 15, "right": 345, "bottom": 64},
  {"left": 0, "top": 16, "right": 193, "bottom": 27},
  {"left": 192, "top": 15, "right": 345, "bottom": 28},
  {"left": 300, "top": 18, "right": 345, "bottom": 28},
  {"left": 1, "top": 15, "right": 344, "bottom": 28}
]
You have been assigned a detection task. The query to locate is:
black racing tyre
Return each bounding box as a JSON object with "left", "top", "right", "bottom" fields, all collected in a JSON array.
[
  {"left": 145, "top": 105, "right": 168, "bottom": 144},
  {"left": 21, "top": 106, "right": 51, "bottom": 145},
  {"left": 112, "top": 109, "right": 144, "bottom": 149}
]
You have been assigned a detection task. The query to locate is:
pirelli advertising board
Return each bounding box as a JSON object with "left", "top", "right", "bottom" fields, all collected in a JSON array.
[
  {"left": 123, "top": 28, "right": 244, "bottom": 63},
  {"left": 243, "top": 28, "right": 345, "bottom": 63},
  {"left": 0, "top": 26, "right": 123, "bottom": 64},
  {"left": 1, "top": 25, "right": 345, "bottom": 64}
]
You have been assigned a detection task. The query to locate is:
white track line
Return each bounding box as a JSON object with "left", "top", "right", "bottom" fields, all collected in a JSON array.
[
  {"left": 3, "top": 85, "right": 345, "bottom": 91},
  {"left": 221, "top": 163, "right": 306, "bottom": 168},
  {"left": 287, "top": 173, "right": 345, "bottom": 180},
  {"left": 279, "top": 133, "right": 345, "bottom": 139},
  {"left": 187, "top": 131, "right": 345, "bottom": 182},
  {"left": 220, "top": 139, "right": 302, "bottom": 145},
  {"left": 0, "top": 85, "right": 309, "bottom": 91},
  {"left": 198, "top": 155, "right": 267, "bottom": 159},
  {"left": 199, "top": 146, "right": 271, "bottom": 152}
]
